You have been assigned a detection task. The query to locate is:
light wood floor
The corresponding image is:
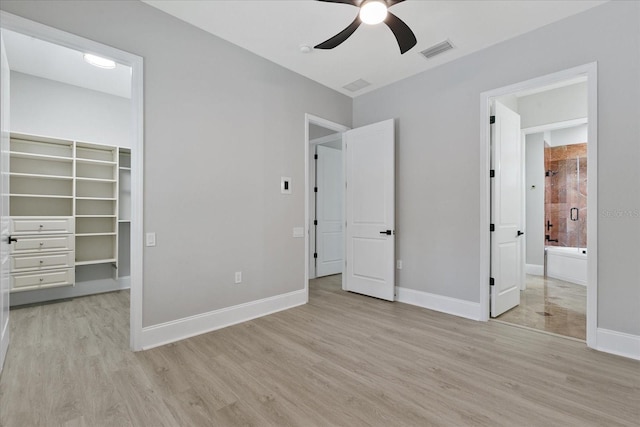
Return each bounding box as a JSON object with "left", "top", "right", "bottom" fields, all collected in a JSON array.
[{"left": 1, "top": 275, "right": 638, "bottom": 426}]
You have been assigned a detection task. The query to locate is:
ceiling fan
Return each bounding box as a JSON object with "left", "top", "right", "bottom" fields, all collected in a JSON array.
[{"left": 314, "top": 0, "right": 417, "bottom": 54}]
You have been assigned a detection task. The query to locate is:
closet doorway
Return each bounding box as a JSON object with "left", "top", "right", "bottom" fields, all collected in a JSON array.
[{"left": 0, "top": 12, "right": 144, "bottom": 352}]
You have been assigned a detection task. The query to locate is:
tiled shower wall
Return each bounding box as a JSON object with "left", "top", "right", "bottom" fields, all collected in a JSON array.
[{"left": 544, "top": 143, "right": 587, "bottom": 248}]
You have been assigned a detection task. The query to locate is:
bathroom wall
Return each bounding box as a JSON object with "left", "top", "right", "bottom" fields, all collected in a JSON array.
[
  {"left": 525, "top": 133, "right": 545, "bottom": 270},
  {"left": 545, "top": 143, "right": 587, "bottom": 248}
]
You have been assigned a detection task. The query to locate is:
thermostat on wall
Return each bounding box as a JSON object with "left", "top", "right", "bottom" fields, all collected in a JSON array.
[{"left": 281, "top": 177, "right": 292, "bottom": 194}]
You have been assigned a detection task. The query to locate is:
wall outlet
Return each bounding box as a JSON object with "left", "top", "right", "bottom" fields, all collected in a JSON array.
[
  {"left": 145, "top": 232, "right": 156, "bottom": 247},
  {"left": 396, "top": 260, "right": 403, "bottom": 270},
  {"left": 234, "top": 271, "right": 242, "bottom": 284}
]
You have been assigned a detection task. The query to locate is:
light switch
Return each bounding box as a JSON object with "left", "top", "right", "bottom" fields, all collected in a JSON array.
[
  {"left": 281, "top": 177, "right": 292, "bottom": 194},
  {"left": 293, "top": 227, "right": 304, "bottom": 238},
  {"left": 146, "top": 232, "right": 156, "bottom": 247}
]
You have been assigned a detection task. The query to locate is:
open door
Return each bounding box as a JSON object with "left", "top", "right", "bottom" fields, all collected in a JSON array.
[
  {"left": 0, "top": 32, "right": 11, "bottom": 374},
  {"left": 490, "top": 101, "right": 523, "bottom": 317},
  {"left": 344, "top": 119, "right": 395, "bottom": 301},
  {"left": 316, "top": 144, "right": 343, "bottom": 277}
]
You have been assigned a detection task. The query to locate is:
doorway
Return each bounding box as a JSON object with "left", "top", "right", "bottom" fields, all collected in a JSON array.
[
  {"left": 304, "top": 115, "right": 397, "bottom": 302},
  {"left": 480, "top": 63, "right": 597, "bottom": 346},
  {"left": 0, "top": 12, "right": 144, "bottom": 353},
  {"left": 305, "top": 115, "right": 349, "bottom": 297}
]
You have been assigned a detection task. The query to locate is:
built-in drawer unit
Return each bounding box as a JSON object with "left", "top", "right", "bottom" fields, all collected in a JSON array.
[
  {"left": 10, "top": 268, "right": 75, "bottom": 292},
  {"left": 9, "top": 217, "right": 75, "bottom": 292},
  {"left": 10, "top": 217, "right": 74, "bottom": 235},
  {"left": 10, "top": 252, "right": 75, "bottom": 272},
  {"left": 9, "top": 234, "right": 75, "bottom": 254}
]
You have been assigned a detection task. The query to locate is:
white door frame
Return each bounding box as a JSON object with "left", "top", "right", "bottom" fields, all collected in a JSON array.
[
  {"left": 479, "top": 63, "right": 598, "bottom": 348},
  {"left": 309, "top": 132, "right": 343, "bottom": 279},
  {"left": 304, "top": 114, "right": 349, "bottom": 296},
  {"left": 0, "top": 12, "right": 145, "bottom": 351}
]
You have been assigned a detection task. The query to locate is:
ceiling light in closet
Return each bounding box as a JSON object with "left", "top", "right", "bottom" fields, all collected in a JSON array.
[{"left": 83, "top": 53, "right": 116, "bottom": 69}]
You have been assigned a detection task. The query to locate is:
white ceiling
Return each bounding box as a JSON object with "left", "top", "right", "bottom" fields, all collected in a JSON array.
[
  {"left": 2, "top": 29, "right": 132, "bottom": 99},
  {"left": 143, "top": 0, "right": 606, "bottom": 97}
]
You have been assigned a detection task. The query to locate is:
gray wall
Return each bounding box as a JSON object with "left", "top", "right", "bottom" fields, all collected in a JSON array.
[
  {"left": 0, "top": 0, "right": 352, "bottom": 327},
  {"left": 10, "top": 71, "right": 131, "bottom": 147},
  {"left": 518, "top": 82, "right": 587, "bottom": 129},
  {"left": 353, "top": 1, "right": 640, "bottom": 335},
  {"left": 525, "top": 133, "right": 545, "bottom": 267}
]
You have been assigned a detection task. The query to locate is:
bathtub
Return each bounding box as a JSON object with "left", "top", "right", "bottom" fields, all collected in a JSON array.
[{"left": 545, "top": 246, "right": 587, "bottom": 286}]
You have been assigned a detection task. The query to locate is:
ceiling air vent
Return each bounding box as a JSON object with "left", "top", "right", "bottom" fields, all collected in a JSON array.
[
  {"left": 420, "top": 40, "right": 454, "bottom": 59},
  {"left": 342, "top": 78, "right": 371, "bottom": 92}
]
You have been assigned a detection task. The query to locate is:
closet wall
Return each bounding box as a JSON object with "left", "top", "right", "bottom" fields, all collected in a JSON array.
[{"left": 9, "top": 71, "right": 132, "bottom": 306}]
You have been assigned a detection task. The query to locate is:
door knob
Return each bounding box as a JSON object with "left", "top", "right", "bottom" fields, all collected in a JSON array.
[
  {"left": 517, "top": 230, "right": 524, "bottom": 237},
  {"left": 7, "top": 235, "right": 17, "bottom": 244},
  {"left": 379, "top": 230, "right": 392, "bottom": 235}
]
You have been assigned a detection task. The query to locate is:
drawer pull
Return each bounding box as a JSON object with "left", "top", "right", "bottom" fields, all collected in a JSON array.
[
  {"left": 39, "top": 277, "right": 44, "bottom": 282},
  {"left": 39, "top": 260, "right": 44, "bottom": 264},
  {"left": 39, "top": 224, "right": 44, "bottom": 228},
  {"left": 40, "top": 242, "right": 44, "bottom": 246}
]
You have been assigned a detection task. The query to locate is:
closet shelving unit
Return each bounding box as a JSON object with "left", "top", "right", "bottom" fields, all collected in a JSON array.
[
  {"left": 74, "top": 142, "right": 118, "bottom": 266},
  {"left": 8, "top": 133, "right": 131, "bottom": 293}
]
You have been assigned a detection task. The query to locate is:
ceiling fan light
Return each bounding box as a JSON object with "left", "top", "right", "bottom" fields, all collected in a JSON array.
[{"left": 360, "top": 0, "right": 388, "bottom": 25}]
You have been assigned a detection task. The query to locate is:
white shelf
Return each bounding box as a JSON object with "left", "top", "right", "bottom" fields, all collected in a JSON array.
[
  {"left": 118, "top": 219, "right": 131, "bottom": 223},
  {"left": 9, "top": 172, "right": 73, "bottom": 181},
  {"left": 76, "top": 215, "right": 117, "bottom": 218},
  {"left": 76, "top": 158, "right": 117, "bottom": 166},
  {"left": 75, "top": 177, "right": 117, "bottom": 183},
  {"left": 75, "top": 232, "right": 116, "bottom": 237},
  {"left": 9, "top": 151, "right": 72, "bottom": 162},
  {"left": 75, "top": 258, "right": 117, "bottom": 266},
  {"left": 76, "top": 197, "right": 116, "bottom": 201},
  {"left": 119, "top": 166, "right": 131, "bottom": 171},
  {"left": 10, "top": 194, "right": 73, "bottom": 199}
]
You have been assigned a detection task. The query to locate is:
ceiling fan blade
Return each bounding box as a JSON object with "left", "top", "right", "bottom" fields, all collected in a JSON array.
[
  {"left": 314, "top": 16, "right": 362, "bottom": 50},
  {"left": 316, "top": 0, "right": 359, "bottom": 6},
  {"left": 386, "top": 0, "right": 406, "bottom": 6},
  {"left": 384, "top": 11, "right": 417, "bottom": 54}
]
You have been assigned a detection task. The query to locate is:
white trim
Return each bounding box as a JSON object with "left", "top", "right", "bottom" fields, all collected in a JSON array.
[
  {"left": 304, "top": 114, "right": 349, "bottom": 293},
  {"left": 595, "top": 329, "right": 640, "bottom": 361},
  {"left": 395, "top": 286, "right": 482, "bottom": 321},
  {"left": 525, "top": 264, "right": 544, "bottom": 276},
  {"left": 140, "top": 289, "right": 307, "bottom": 350},
  {"left": 0, "top": 12, "right": 145, "bottom": 351},
  {"left": 479, "top": 63, "right": 598, "bottom": 350}
]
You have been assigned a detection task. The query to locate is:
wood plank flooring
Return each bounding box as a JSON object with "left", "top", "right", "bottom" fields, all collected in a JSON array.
[{"left": 1, "top": 274, "right": 638, "bottom": 426}]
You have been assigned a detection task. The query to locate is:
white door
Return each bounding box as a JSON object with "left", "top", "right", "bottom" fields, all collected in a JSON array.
[
  {"left": 491, "top": 101, "right": 523, "bottom": 317},
  {"left": 344, "top": 119, "right": 395, "bottom": 301},
  {"left": 316, "top": 145, "right": 343, "bottom": 277},
  {"left": 0, "top": 32, "right": 11, "bottom": 374}
]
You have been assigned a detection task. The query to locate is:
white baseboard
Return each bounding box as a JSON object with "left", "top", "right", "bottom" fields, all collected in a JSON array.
[
  {"left": 140, "top": 289, "right": 307, "bottom": 350},
  {"left": 596, "top": 328, "right": 640, "bottom": 360},
  {"left": 525, "top": 264, "right": 544, "bottom": 276},
  {"left": 395, "top": 286, "right": 481, "bottom": 321}
]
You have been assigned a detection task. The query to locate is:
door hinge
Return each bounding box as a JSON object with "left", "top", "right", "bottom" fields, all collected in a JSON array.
[
  {"left": 490, "top": 277, "right": 495, "bottom": 286},
  {"left": 490, "top": 169, "right": 495, "bottom": 178},
  {"left": 313, "top": 252, "right": 318, "bottom": 259},
  {"left": 314, "top": 154, "right": 318, "bottom": 160},
  {"left": 490, "top": 115, "right": 495, "bottom": 124},
  {"left": 314, "top": 187, "right": 318, "bottom": 193},
  {"left": 490, "top": 224, "right": 495, "bottom": 232},
  {"left": 313, "top": 220, "right": 318, "bottom": 226}
]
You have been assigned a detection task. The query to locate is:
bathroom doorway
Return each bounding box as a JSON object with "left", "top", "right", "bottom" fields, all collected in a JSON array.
[
  {"left": 497, "top": 120, "right": 588, "bottom": 340},
  {"left": 480, "top": 63, "right": 597, "bottom": 346}
]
